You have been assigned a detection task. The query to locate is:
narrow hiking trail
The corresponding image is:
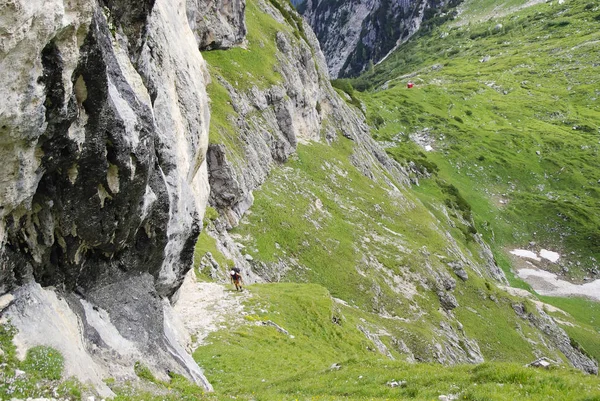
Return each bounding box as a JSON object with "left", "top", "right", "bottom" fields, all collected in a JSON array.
[{"left": 174, "top": 271, "right": 250, "bottom": 348}]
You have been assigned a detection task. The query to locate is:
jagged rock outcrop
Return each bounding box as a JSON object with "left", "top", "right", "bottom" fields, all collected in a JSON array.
[
  {"left": 300, "top": 0, "right": 461, "bottom": 77},
  {"left": 187, "top": 0, "right": 247, "bottom": 50},
  {"left": 0, "top": 0, "right": 211, "bottom": 393},
  {"left": 433, "top": 321, "right": 484, "bottom": 364},
  {"left": 513, "top": 302, "right": 598, "bottom": 374}
]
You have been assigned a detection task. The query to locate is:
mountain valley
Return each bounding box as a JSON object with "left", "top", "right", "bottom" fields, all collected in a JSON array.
[{"left": 0, "top": 0, "right": 599, "bottom": 400}]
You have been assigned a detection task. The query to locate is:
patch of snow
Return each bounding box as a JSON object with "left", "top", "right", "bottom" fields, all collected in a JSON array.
[
  {"left": 510, "top": 249, "right": 541, "bottom": 261},
  {"left": 517, "top": 268, "right": 600, "bottom": 302},
  {"left": 425, "top": 145, "right": 433, "bottom": 152},
  {"left": 540, "top": 249, "right": 560, "bottom": 263}
]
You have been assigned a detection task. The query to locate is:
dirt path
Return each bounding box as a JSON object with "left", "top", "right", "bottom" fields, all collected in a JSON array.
[{"left": 173, "top": 271, "right": 250, "bottom": 348}]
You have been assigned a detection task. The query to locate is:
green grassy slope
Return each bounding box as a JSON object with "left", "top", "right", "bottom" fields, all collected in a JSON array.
[
  {"left": 227, "top": 138, "right": 570, "bottom": 364},
  {"left": 353, "top": 0, "right": 600, "bottom": 281},
  {"left": 341, "top": 0, "right": 600, "bottom": 369},
  {"left": 190, "top": 0, "right": 600, "bottom": 399},
  {"left": 193, "top": 283, "right": 600, "bottom": 401}
]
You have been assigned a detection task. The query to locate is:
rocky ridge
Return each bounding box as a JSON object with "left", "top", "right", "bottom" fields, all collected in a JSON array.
[{"left": 202, "top": 0, "right": 411, "bottom": 280}]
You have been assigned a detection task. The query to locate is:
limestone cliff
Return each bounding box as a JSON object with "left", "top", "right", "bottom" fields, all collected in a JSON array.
[
  {"left": 201, "top": 0, "right": 411, "bottom": 282},
  {"left": 300, "top": 0, "right": 461, "bottom": 78},
  {"left": 205, "top": 0, "right": 408, "bottom": 227},
  {"left": 187, "top": 0, "right": 247, "bottom": 50},
  {"left": 0, "top": 0, "right": 213, "bottom": 394}
]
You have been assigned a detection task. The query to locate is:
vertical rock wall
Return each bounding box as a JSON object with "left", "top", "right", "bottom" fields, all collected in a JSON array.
[
  {"left": 301, "top": 0, "right": 456, "bottom": 78},
  {"left": 0, "top": 0, "right": 212, "bottom": 392},
  {"left": 187, "top": 0, "right": 247, "bottom": 50}
]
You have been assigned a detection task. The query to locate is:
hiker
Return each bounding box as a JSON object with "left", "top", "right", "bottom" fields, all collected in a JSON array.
[{"left": 230, "top": 267, "right": 243, "bottom": 291}]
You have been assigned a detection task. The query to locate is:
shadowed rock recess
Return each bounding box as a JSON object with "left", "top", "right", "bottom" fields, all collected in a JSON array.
[
  {"left": 187, "top": 0, "right": 247, "bottom": 50},
  {"left": 0, "top": 0, "right": 215, "bottom": 394}
]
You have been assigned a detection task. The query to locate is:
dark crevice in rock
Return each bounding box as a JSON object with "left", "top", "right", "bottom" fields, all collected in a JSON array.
[
  {"left": 100, "top": 0, "right": 156, "bottom": 59},
  {"left": 4, "top": 9, "right": 164, "bottom": 294}
]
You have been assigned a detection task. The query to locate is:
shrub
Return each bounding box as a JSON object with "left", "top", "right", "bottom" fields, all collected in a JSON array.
[
  {"left": 204, "top": 206, "right": 219, "bottom": 226},
  {"left": 547, "top": 19, "right": 571, "bottom": 27},
  {"left": 331, "top": 79, "right": 355, "bottom": 95},
  {"left": 368, "top": 113, "right": 385, "bottom": 128},
  {"left": 134, "top": 361, "right": 158, "bottom": 383}
]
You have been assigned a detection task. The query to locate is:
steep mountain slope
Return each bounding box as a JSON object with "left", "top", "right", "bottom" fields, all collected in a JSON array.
[
  {"left": 1, "top": 0, "right": 599, "bottom": 399},
  {"left": 346, "top": 0, "right": 600, "bottom": 365},
  {"left": 298, "top": 0, "right": 462, "bottom": 78},
  {"left": 352, "top": 0, "right": 600, "bottom": 283},
  {"left": 194, "top": 0, "right": 598, "bottom": 390}
]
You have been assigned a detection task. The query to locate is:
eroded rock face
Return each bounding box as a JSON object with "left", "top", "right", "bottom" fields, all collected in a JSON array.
[
  {"left": 301, "top": 0, "right": 457, "bottom": 78},
  {"left": 187, "top": 0, "right": 247, "bottom": 50},
  {"left": 0, "top": 0, "right": 210, "bottom": 392},
  {"left": 513, "top": 303, "right": 598, "bottom": 374}
]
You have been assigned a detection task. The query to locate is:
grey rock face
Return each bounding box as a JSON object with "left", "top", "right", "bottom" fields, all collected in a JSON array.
[
  {"left": 473, "top": 234, "right": 508, "bottom": 284},
  {"left": 1, "top": 0, "right": 210, "bottom": 390},
  {"left": 513, "top": 302, "right": 598, "bottom": 374},
  {"left": 301, "top": 0, "right": 458, "bottom": 78},
  {"left": 448, "top": 261, "right": 469, "bottom": 281},
  {"left": 434, "top": 321, "right": 484, "bottom": 364},
  {"left": 358, "top": 324, "right": 395, "bottom": 359},
  {"left": 187, "top": 0, "right": 247, "bottom": 50},
  {"left": 437, "top": 291, "right": 458, "bottom": 310}
]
